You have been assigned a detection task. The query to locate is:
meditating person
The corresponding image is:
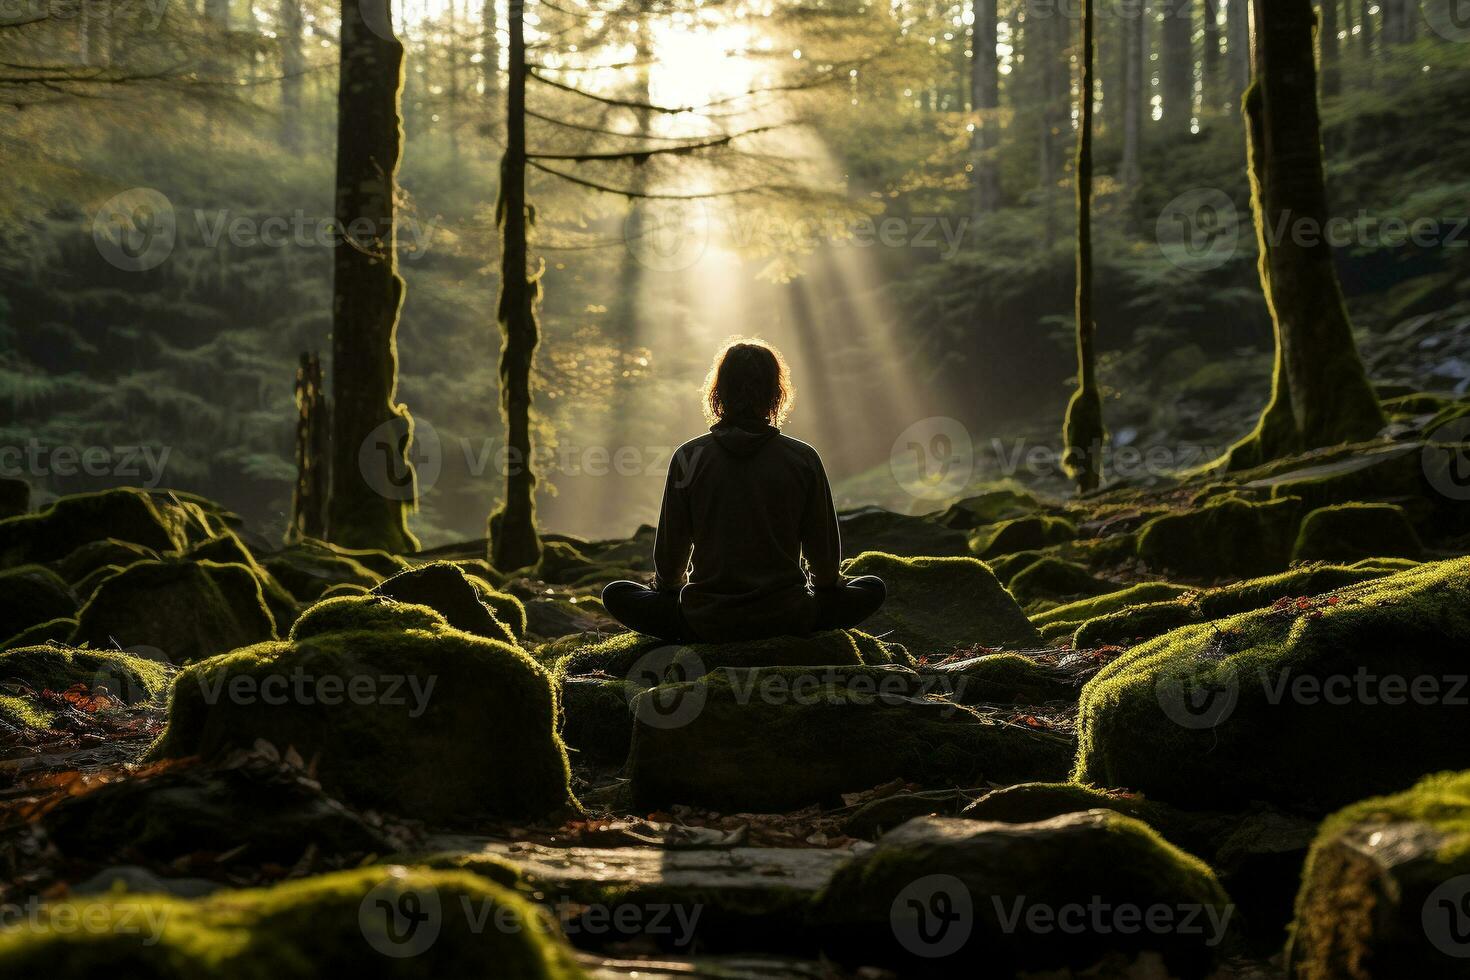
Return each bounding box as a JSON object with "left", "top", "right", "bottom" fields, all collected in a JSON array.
[{"left": 602, "top": 339, "right": 886, "bottom": 643}]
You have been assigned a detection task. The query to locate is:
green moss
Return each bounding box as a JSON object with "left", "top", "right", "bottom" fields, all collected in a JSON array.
[
  {"left": 1032, "top": 582, "right": 1190, "bottom": 632},
  {"left": 453, "top": 558, "right": 509, "bottom": 589},
  {"left": 2, "top": 616, "right": 78, "bottom": 651},
  {"left": 558, "top": 628, "right": 906, "bottom": 680},
  {"left": 261, "top": 546, "right": 383, "bottom": 602},
  {"left": 984, "top": 549, "right": 1045, "bottom": 585},
  {"left": 929, "top": 652, "right": 1078, "bottom": 705},
  {"left": 318, "top": 583, "right": 370, "bottom": 599},
  {"left": 532, "top": 540, "right": 598, "bottom": 585},
  {"left": 475, "top": 582, "right": 527, "bottom": 639},
  {"left": 0, "top": 692, "right": 55, "bottom": 731},
  {"left": 289, "top": 594, "right": 449, "bottom": 641},
  {"left": 1287, "top": 770, "right": 1470, "bottom": 979},
  {"left": 1425, "top": 400, "right": 1470, "bottom": 437},
  {"left": 1006, "top": 557, "right": 1113, "bottom": 608},
  {"left": 0, "top": 644, "right": 172, "bottom": 704},
  {"left": 560, "top": 676, "right": 636, "bottom": 765},
  {"left": 837, "top": 507, "right": 974, "bottom": 557},
  {"left": 812, "top": 810, "right": 1230, "bottom": 977},
  {"left": 970, "top": 515, "right": 1076, "bottom": 560},
  {"left": 1136, "top": 495, "right": 1303, "bottom": 579},
  {"left": 1074, "top": 559, "right": 1470, "bottom": 812},
  {"left": 934, "top": 489, "right": 1039, "bottom": 529},
  {"left": 1260, "top": 443, "right": 1429, "bottom": 516},
  {"left": 54, "top": 538, "right": 159, "bottom": 583},
  {"left": 371, "top": 562, "right": 517, "bottom": 645},
  {"left": 964, "top": 781, "right": 1166, "bottom": 826},
  {"left": 629, "top": 666, "right": 1073, "bottom": 811},
  {"left": 1378, "top": 392, "right": 1455, "bottom": 417},
  {"left": 0, "top": 488, "right": 189, "bottom": 568},
  {"left": 844, "top": 552, "right": 1041, "bottom": 657},
  {"left": 73, "top": 564, "right": 126, "bottom": 600},
  {"left": 0, "top": 866, "right": 585, "bottom": 978},
  {"left": 147, "top": 615, "right": 574, "bottom": 823},
  {"left": 1292, "top": 502, "right": 1423, "bottom": 563},
  {"left": 187, "top": 532, "right": 301, "bottom": 634},
  {"left": 72, "top": 560, "right": 277, "bottom": 664},
  {"left": 0, "top": 564, "right": 77, "bottom": 640}
]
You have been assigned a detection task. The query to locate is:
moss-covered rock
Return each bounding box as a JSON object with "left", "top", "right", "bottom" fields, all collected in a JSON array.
[
  {"left": 0, "top": 488, "right": 189, "bottom": 569},
  {"left": 0, "top": 865, "right": 586, "bottom": 978},
  {"left": 559, "top": 675, "right": 636, "bottom": 766},
  {"left": 1292, "top": 502, "right": 1424, "bottom": 563},
  {"left": 0, "top": 644, "right": 171, "bottom": 729},
  {"left": 984, "top": 549, "right": 1045, "bottom": 585},
  {"left": 54, "top": 538, "right": 160, "bottom": 583},
  {"left": 812, "top": 811, "right": 1232, "bottom": 977},
  {"left": 2, "top": 616, "right": 77, "bottom": 651},
  {"left": 1287, "top": 770, "right": 1470, "bottom": 979},
  {"left": 1033, "top": 582, "right": 1191, "bottom": 642},
  {"left": 970, "top": 514, "right": 1076, "bottom": 559},
  {"left": 559, "top": 628, "right": 907, "bottom": 679},
  {"left": 72, "top": 560, "right": 277, "bottom": 664},
  {"left": 1006, "top": 557, "right": 1113, "bottom": 608},
  {"left": 921, "top": 652, "right": 1079, "bottom": 705},
  {"left": 477, "top": 582, "right": 527, "bottom": 640},
  {"left": 1070, "top": 562, "right": 1401, "bottom": 649},
  {"left": 531, "top": 540, "right": 600, "bottom": 585},
  {"left": 844, "top": 552, "right": 1041, "bottom": 657},
  {"left": 1135, "top": 495, "right": 1302, "bottom": 579},
  {"left": 1075, "top": 559, "right": 1470, "bottom": 812},
  {"left": 146, "top": 603, "right": 574, "bottom": 823},
  {"left": 523, "top": 595, "right": 613, "bottom": 642},
  {"left": 72, "top": 563, "right": 126, "bottom": 601},
  {"left": 186, "top": 532, "right": 300, "bottom": 634},
  {"left": 261, "top": 544, "right": 383, "bottom": 602},
  {"left": 0, "top": 564, "right": 77, "bottom": 640},
  {"left": 934, "top": 489, "right": 1039, "bottom": 529},
  {"left": 837, "top": 506, "right": 974, "bottom": 558},
  {"left": 371, "top": 561, "right": 518, "bottom": 645},
  {"left": 628, "top": 666, "right": 1072, "bottom": 811}
]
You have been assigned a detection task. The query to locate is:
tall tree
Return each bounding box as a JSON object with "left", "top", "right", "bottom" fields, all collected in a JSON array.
[
  {"left": 1226, "top": 0, "right": 1384, "bottom": 470},
  {"left": 279, "top": 0, "right": 305, "bottom": 151},
  {"left": 482, "top": 0, "right": 499, "bottom": 93},
  {"left": 1065, "top": 0, "right": 1104, "bottom": 493},
  {"left": 488, "top": 0, "right": 543, "bottom": 571},
  {"left": 1227, "top": 0, "right": 1251, "bottom": 100},
  {"left": 970, "top": 0, "right": 1001, "bottom": 214},
  {"left": 1319, "top": 0, "right": 1342, "bottom": 98},
  {"left": 1160, "top": 0, "right": 1195, "bottom": 135},
  {"left": 1202, "top": 0, "right": 1223, "bottom": 111},
  {"left": 326, "top": 0, "right": 419, "bottom": 553},
  {"left": 1120, "top": 0, "right": 1147, "bottom": 189}
]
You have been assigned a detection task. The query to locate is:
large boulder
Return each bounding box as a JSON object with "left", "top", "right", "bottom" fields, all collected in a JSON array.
[
  {"left": 1287, "top": 770, "right": 1470, "bottom": 979},
  {"left": 0, "top": 866, "right": 587, "bottom": 978},
  {"left": 0, "top": 644, "right": 171, "bottom": 732},
  {"left": 628, "top": 666, "right": 1072, "bottom": 812},
  {"left": 837, "top": 507, "right": 973, "bottom": 558},
  {"left": 1292, "top": 502, "right": 1424, "bottom": 563},
  {"left": 1032, "top": 582, "right": 1191, "bottom": 643},
  {"left": 845, "top": 552, "right": 1041, "bottom": 657},
  {"left": 1075, "top": 558, "right": 1470, "bottom": 812},
  {"left": 54, "top": 538, "right": 160, "bottom": 583},
  {"left": 146, "top": 596, "right": 574, "bottom": 823},
  {"left": 1005, "top": 557, "right": 1113, "bottom": 609},
  {"left": 0, "top": 488, "right": 189, "bottom": 568},
  {"left": 72, "top": 560, "right": 277, "bottom": 664},
  {"left": 933, "top": 489, "right": 1039, "bottom": 529},
  {"left": 970, "top": 514, "right": 1076, "bottom": 559},
  {"left": 371, "top": 561, "right": 519, "bottom": 645},
  {"left": 186, "top": 531, "right": 300, "bottom": 633},
  {"left": 1135, "top": 495, "right": 1302, "bottom": 579},
  {"left": 262, "top": 543, "right": 385, "bottom": 601},
  {"left": 0, "top": 564, "right": 77, "bottom": 639},
  {"left": 811, "top": 811, "right": 1232, "bottom": 977}
]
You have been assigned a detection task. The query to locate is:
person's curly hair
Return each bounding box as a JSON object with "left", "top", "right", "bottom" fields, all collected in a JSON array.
[{"left": 701, "top": 338, "right": 793, "bottom": 427}]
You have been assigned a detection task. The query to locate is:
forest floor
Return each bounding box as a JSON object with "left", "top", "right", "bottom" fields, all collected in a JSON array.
[{"left": 0, "top": 383, "right": 1468, "bottom": 977}]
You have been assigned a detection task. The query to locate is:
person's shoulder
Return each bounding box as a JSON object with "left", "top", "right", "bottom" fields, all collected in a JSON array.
[
  {"left": 671, "top": 433, "right": 716, "bottom": 463},
  {"left": 775, "top": 432, "right": 824, "bottom": 465}
]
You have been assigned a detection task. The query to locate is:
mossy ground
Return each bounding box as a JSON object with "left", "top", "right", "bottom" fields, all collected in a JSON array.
[
  {"left": 0, "top": 866, "right": 585, "bottom": 979},
  {"left": 1074, "top": 558, "right": 1470, "bottom": 812},
  {"left": 146, "top": 598, "right": 575, "bottom": 823},
  {"left": 844, "top": 551, "right": 1040, "bottom": 656},
  {"left": 1135, "top": 495, "right": 1303, "bottom": 579},
  {"left": 1006, "top": 556, "right": 1113, "bottom": 609},
  {"left": 970, "top": 514, "right": 1076, "bottom": 559},
  {"left": 557, "top": 627, "right": 908, "bottom": 679},
  {"left": 0, "top": 644, "right": 172, "bottom": 728},
  {"left": 1292, "top": 502, "right": 1423, "bottom": 562},
  {"left": 371, "top": 561, "right": 520, "bottom": 645}
]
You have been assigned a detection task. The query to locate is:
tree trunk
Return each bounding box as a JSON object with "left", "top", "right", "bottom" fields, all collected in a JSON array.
[
  {"left": 1227, "top": 0, "right": 1252, "bottom": 101},
  {"left": 1202, "top": 0, "right": 1223, "bottom": 111},
  {"left": 482, "top": 0, "right": 499, "bottom": 93},
  {"left": 290, "top": 352, "right": 330, "bottom": 542},
  {"left": 970, "top": 0, "right": 1001, "bottom": 214},
  {"left": 1357, "top": 0, "right": 1375, "bottom": 83},
  {"left": 1226, "top": 0, "right": 1384, "bottom": 470},
  {"left": 1320, "top": 0, "right": 1342, "bottom": 97},
  {"left": 1035, "top": 8, "right": 1064, "bottom": 249},
  {"left": 1065, "top": 0, "right": 1104, "bottom": 493},
  {"left": 487, "top": 0, "right": 543, "bottom": 571},
  {"left": 1161, "top": 0, "right": 1195, "bottom": 135},
  {"left": 1121, "top": 0, "right": 1146, "bottom": 189},
  {"left": 279, "top": 0, "right": 305, "bottom": 151},
  {"left": 326, "top": 0, "right": 418, "bottom": 553}
]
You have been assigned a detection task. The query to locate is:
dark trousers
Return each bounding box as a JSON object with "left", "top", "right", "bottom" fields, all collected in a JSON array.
[{"left": 601, "top": 576, "right": 886, "bottom": 643}]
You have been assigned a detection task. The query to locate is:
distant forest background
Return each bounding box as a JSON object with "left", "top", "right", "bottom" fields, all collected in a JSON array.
[{"left": 4, "top": 0, "right": 1468, "bottom": 544}]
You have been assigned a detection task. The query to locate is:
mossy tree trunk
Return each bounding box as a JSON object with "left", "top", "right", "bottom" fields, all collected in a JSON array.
[
  {"left": 1227, "top": 0, "right": 1384, "bottom": 470},
  {"left": 969, "top": 0, "right": 1001, "bottom": 215},
  {"left": 488, "top": 0, "right": 543, "bottom": 572},
  {"left": 279, "top": 0, "right": 304, "bottom": 151},
  {"left": 1064, "top": 0, "right": 1104, "bottom": 494},
  {"left": 481, "top": 0, "right": 499, "bottom": 94},
  {"left": 326, "top": 0, "right": 418, "bottom": 553}
]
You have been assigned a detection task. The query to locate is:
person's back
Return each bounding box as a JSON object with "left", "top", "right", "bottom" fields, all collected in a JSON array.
[{"left": 602, "top": 339, "right": 885, "bottom": 644}]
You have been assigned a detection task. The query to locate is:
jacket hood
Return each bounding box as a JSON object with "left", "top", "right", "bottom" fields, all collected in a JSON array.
[{"left": 710, "top": 418, "right": 780, "bottom": 457}]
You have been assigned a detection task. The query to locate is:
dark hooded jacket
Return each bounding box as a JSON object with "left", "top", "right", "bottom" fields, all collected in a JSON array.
[{"left": 652, "top": 418, "right": 842, "bottom": 642}]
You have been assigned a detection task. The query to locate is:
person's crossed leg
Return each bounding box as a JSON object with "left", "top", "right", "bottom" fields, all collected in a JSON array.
[{"left": 602, "top": 575, "right": 885, "bottom": 643}]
